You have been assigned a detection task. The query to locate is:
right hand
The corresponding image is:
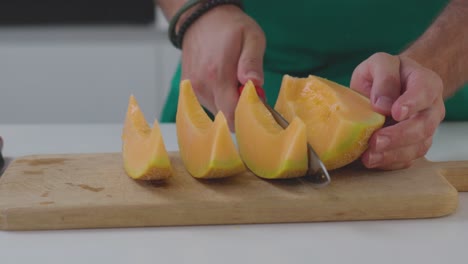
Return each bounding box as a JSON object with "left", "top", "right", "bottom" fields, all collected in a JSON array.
[{"left": 180, "top": 4, "right": 266, "bottom": 131}]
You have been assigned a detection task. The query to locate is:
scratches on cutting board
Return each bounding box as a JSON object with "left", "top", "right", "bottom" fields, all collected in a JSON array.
[
  {"left": 17, "top": 158, "right": 68, "bottom": 166},
  {"left": 23, "top": 170, "right": 44, "bottom": 175},
  {"left": 65, "top": 182, "right": 104, "bottom": 192}
]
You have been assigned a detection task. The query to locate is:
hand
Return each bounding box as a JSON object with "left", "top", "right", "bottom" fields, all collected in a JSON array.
[
  {"left": 350, "top": 52, "right": 445, "bottom": 170},
  {"left": 180, "top": 5, "right": 266, "bottom": 131}
]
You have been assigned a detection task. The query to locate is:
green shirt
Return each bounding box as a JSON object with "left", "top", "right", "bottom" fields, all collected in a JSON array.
[{"left": 161, "top": 0, "right": 467, "bottom": 122}]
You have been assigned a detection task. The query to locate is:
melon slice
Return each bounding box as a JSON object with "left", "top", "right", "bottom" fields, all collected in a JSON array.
[
  {"left": 122, "top": 95, "right": 172, "bottom": 180},
  {"left": 275, "top": 75, "right": 385, "bottom": 170},
  {"left": 235, "top": 80, "right": 308, "bottom": 179},
  {"left": 176, "top": 80, "right": 245, "bottom": 178}
]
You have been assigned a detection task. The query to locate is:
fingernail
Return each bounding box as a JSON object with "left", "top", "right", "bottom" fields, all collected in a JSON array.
[
  {"left": 375, "top": 96, "right": 394, "bottom": 111},
  {"left": 246, "top": 71, "right": 261, "bottom": 82},
  {"left": 368, "top": 152, "right": 383, "bottom": 167},
  {"left": 400, "top": 105, "right": 409, "bottom": 120},
  {"left": 375, "top": 135, "right": 390, "bottom": 152}
]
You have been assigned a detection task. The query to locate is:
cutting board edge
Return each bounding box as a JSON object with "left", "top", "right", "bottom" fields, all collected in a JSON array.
[
  {"left": 0, "top": 191, "right": 459, "bottom": 231},
  {"left": 0, "top": 211, "right": 457, "bottom": 231}
]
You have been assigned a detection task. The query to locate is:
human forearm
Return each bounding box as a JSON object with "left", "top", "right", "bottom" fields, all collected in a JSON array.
[{"left": 401, "top": 0, "right": 468, "bottom": 99}]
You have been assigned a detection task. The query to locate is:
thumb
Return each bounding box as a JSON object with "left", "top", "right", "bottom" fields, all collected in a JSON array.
[
  {"left": 350, "top": 53, "right": 402, "bottom": 116},
  {"left": 237, "top": 30, "right": 266, "bottom": 86}
]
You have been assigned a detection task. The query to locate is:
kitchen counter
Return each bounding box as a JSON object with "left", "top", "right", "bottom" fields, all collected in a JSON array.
[{"left": 0, "top": 122, "right": 467, "bottom": 263}]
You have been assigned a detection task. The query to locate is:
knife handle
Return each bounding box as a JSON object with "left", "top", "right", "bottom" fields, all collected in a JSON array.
[{"left": 238, "top": 84, "right": 266, "bottom": 101}]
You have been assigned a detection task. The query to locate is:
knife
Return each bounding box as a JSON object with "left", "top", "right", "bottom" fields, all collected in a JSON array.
[{"left": 238, "top": 84, "right": 331, "bottom": 187}]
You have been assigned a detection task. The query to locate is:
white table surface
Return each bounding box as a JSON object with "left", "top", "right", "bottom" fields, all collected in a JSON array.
[{"left": 1, "top": 122, "right": 467, "bottom": 263}]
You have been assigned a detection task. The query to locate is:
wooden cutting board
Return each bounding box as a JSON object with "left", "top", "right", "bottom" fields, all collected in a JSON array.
[{"left": 0, "top": 152, "right": 466, "bottom": 231}]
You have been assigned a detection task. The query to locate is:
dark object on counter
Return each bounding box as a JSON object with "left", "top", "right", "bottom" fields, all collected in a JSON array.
[
  {"left": 0, "top": 151, "right": 4, "bottom": 173},
  {"left": 0, "top": 137, "right": 3, "bottom": 173},
  {"left": 0, "top": 0, "right": 155, "bottom": 25}
]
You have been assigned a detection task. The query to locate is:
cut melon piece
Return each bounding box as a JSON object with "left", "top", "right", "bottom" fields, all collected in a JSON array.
[
  {"left": 275, "top": 75, "right": 385, "bottom": 170},
  {"left": 235, "top": 80, "right": 308, "bottom": 179},
  {"left": 122, "top": 95, "right": 172, "bottom": 180},
  {"left": 176, "top": 80, "right": 245, "bottom": 178}
]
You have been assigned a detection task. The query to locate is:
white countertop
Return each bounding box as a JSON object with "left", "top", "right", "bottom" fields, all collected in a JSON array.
[{"left": 1, "top": 122, "right": 467, "bottom": 263}]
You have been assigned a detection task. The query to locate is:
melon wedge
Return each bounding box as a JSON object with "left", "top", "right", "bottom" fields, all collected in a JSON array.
[
  {"left": 176, "top": 80, "right": 245, "bottom": 178},
  {"left": 122, "top": 95, "right": 172, "bottom": 180},
  {"left": 275, "top": 75, "right": 385, "bottom": 170},
  {"left": 235, "top": 80, "right": 308, "bottom": 179}
]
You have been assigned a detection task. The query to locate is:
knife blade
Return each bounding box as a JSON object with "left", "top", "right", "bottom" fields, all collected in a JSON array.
[{"left": 238, "top": 84, "right": 331, "bottom": 187}]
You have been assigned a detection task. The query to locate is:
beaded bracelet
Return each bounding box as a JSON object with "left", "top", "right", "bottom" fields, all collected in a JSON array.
[
  {"left": 169, "top": 0, "right": 244, "bottom": 49},
  {"left": 168, "top": 0, "right": 201, "bottom": 48}
]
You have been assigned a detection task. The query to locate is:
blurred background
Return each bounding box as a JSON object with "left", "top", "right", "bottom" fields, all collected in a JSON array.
[{"left": 0, "top": 0, "right": 180, "bottom": 124}]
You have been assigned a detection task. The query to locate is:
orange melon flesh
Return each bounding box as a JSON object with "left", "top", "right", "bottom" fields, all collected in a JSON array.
[
  {"left": 235, "top": 80, "right": 308, "bottom": 179},
  {"left": 275, "top": 75, "right": 385, "bottom": 170},
  {"left": 176, "top": 80, "right": 245, "bottom": 178},
  {"left": 122, "top": 95, "right": 172, "bottom": 180}
]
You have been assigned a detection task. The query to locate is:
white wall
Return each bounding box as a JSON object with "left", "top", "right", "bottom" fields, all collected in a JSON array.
[{"left": 0, "top": 9, "right": 181, "bottom": 124}]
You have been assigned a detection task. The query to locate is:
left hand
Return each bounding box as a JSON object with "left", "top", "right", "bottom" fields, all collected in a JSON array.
[{"left": 350, "top": 52, "right": 445, "bottom": 170}]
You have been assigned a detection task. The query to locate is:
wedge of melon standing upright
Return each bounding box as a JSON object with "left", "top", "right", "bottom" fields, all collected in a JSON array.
[
  {"left": 235, "top": 80, "right": 308, "bottom": 179},
  {"left": 122, "top": 95, "right": 173, "bottom": 180},
  {"left": 176, "top": 80, "right": 246, "bottom": 179},
  {"left": 275, "top": 74, "right": 385, "bottom": 170}
]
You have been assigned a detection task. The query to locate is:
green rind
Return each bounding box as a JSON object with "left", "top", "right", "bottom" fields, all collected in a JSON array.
[
  {"left": 243, "top": 158, "right": 308, "bottom": 179},
  {"left": 188, "top": 158, "right": 246, "bottom": 179},
  {"left": 123, "top": 159, "right": 172, "bottom": 180},
  {"left": 321, "top": 114, "right": 385, "bottom": 168}
]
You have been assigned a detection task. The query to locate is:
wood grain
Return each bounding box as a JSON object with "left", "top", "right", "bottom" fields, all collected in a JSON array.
[
  {"left": 435, "top": 161, "right": 468, "bottom": 191},
  {"left": 0, "top": 152, "right": 462, "bottom": 230}
]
